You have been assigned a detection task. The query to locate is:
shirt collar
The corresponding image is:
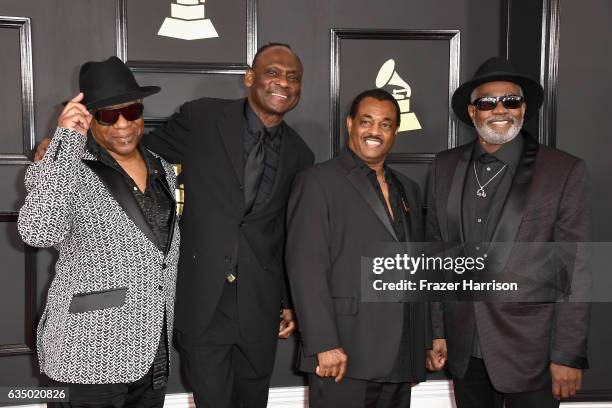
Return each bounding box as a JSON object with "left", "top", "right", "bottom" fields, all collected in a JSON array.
[
  {"left": 244, "top": 100, "right": 283, "bottom": 139},
  {"left": 475, "top": 132, "right": 523, "bottom": 166},
  {"left": 86, "top": 133, "right": 163, "bottom": 179},
  {"left": 347, "top": 147, "right": 393, "bottom": 183}
]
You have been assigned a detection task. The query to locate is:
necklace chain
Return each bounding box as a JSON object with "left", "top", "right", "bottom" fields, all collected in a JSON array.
[{"left": 473, "top": 161, "right": 507, "bottom": 198}]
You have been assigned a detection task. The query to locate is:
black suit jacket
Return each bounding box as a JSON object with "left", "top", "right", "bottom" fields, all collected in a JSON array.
[
  {"left": 143, "top": 97, "right": 314, "bottom": 342},
  {"left": 286, "top": 151, "right": 430, "bottom": 381},
  {"left": 428, "top": 133, "right": 590, "bottom": 393}
]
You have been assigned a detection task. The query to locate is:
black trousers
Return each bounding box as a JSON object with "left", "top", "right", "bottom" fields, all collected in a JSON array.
[
  {"left": 308, "top": 375, "right": 412, "bottom": 408},
  {"left": 177, "top": 282, "right": 278, "bottom": 408},
  {"left": 46, "top": 365, "right": 165, "bottom": 408},
  {"left": 453, "top": 357, "right": 560, "bottom": 408}
]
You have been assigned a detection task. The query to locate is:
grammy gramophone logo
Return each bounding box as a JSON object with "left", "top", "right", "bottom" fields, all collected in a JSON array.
[
  {"left": 375, "top": 59, "right": 422, "bottom": 132},
  {"left": 158, "top": 0, "right": 219, "bottom": 40}
]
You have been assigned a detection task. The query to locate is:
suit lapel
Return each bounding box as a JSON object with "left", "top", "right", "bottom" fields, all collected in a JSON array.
[
  {"left": 390, "top": 170, "right": 413, "bottom": 243},
  {"left": 341, "top": 152, "right": 398, "bottom": 241},
  {"left": 217, "top": 99, "right": 247, "bottom": 186},
  {"left": 490, "top": 134, "right": 539, "bottom": 243},
  {"left": 155, "top": 156, "right": 178, "bottom": 255},
  {"left": 446, "top": 144, "right": 472, "bottom": 243},
  {"left": 82, "top": 159, "right": 158, "bottom": 247},
  {"left": 484, "top": 134, "right": 538, "bottom": 272}
]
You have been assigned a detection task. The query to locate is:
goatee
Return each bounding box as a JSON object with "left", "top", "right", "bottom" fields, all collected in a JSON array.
[{"left": 474, "top": 115, "right": 523, "bottom": 145}]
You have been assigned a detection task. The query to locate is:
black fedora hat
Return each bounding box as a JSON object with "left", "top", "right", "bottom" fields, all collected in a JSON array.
[
  {"left": 451, "top": 56, "right": 544, "bottom": 126},
  {"left": 68, "top": 56, "right": 160, "bottom": 110}
]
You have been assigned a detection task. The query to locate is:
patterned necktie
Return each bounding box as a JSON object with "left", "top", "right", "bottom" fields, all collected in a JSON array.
[{"left": 244, "top": 128, "right": 267, "bottom": 213}]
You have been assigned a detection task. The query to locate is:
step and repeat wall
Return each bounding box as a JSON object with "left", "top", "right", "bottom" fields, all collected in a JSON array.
[{"left": 0, "top": 0, "right": 609, "bottom": 404}]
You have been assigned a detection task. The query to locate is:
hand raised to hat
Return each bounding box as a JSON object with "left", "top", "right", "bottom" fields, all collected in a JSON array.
[
  {"left": 58, "top": 92, "right": 92, "bottom": 136},
  {"left": 34, "top": 93, "right": 92, "bottom": 161}
]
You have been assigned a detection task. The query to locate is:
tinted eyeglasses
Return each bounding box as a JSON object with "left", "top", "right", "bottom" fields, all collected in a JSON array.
[
  {"left": 471, "top": 95, "right": 524, "bottom": 111},
  {"left": 94, "top": 103, "right": 144, "bottom": 126}
]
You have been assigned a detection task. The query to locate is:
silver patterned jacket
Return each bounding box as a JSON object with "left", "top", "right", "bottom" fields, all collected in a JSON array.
[{"left": 18, "top": 127, "right": 180, "bottom": 384}]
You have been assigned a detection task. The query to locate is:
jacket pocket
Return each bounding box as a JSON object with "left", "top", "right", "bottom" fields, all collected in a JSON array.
[
  {"left": 332, "top": 297, "right": 357, "bottom": 315},
  {"left": 68, "top": 287, "right": 128, "bottom": 313}
]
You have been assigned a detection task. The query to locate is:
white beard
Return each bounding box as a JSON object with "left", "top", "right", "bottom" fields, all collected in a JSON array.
[{"left": 474, "top": 115, "right": 523, "bottom": 145}]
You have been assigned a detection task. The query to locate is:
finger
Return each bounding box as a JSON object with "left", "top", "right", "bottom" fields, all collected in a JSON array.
[
  {"left": 315, "top": 365, "right": 322, "bottom": 377},
  {"left": 568, "top": 382, "right": 577, "bottom": 398},
  {"left": 61, "top": 101, "right": 90, "bottom": 119},
  {"left": 328, "top": 365, "right": 338, "bottom": 379},
  {"left": 552, "top": 383, "right": 561, "bottom": 400},
  {"left": 70, "top": 92, "right": 84, "bottom": 103},
  {"left": 336, "top": 361, "right": 347, "bottom": 382},
  {"left": 34, "top": 138, "right": 51, "bottom": 161},
  {"left": 279, "top": 321, "right": 296, "bottom": 338},
  {"left": 278, "top": 321, "right": 291, "bottom": 338},
  {"left": 425, "top": 359, "right": 433, "bottom": 371},
  {"left": 560, "top": 383, "right": 572, "bottom": 400},
  {"left": 62, "top": 112, "right": 89, "bottom": 128}
]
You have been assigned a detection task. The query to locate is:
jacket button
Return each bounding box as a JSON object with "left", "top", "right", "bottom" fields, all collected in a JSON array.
[
  {"left": 224, "top": 256, "right": 231, "bottom": 263},
  {"left": 239, "top": 222, "right": 245, "bottom": 227}
]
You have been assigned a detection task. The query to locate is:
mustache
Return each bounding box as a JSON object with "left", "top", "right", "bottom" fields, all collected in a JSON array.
[{"left": 363, "top": 135, "right": 383, "bottom": 142}]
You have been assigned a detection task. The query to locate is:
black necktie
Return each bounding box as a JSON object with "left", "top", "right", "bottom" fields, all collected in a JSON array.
[{"left": 244, "top": 128, "right": 267, "bottom": 213}]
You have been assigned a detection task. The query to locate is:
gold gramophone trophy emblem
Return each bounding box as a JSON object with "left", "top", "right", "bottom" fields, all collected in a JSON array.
[{"left": 375, "top": 59, "right": 422, "bottom": 132}]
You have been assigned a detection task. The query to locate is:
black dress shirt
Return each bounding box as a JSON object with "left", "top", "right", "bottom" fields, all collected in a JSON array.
[
  {"left": 461, "top": 135, "right": 523, "bottom": 358},
  {"left": 243, "top": 102, "right": 283, "bottom": 212},
  {"left": 86, "top": 135, "right": 173, "bottom": 389},
  {"left": 222, "top": 104, "right": 284, "bottom": 286},
  {"left": 350, "top": 150, "right": 414, "bottom": 382}
]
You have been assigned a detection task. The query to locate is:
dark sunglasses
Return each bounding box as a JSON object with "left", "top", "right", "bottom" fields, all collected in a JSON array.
[
  {"left": 94, "top": 103, "right": 144, "bottom": 126},
  {"left": 471, "top": 95, "right": 524, "bottom": 111}
]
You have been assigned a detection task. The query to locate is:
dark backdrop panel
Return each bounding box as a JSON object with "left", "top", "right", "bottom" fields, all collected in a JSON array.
[
  {"left": 11, "top": 0, "right": 599, "bottom": 401},
  {"left": 0, "top": 218, "right": 26, "bottom": 345},
  {"left": 125, "top": 0, "right": 247, "bottom": 64},
  {"left": 556, "top": 0, "right": 612, "bottom": 399},
  {"left": 0, "top": 0, "right": 117, "bottom": 401},
  {"left": 258, "top": 0, "right": 504, "bottom": 162},
  {"left": 0, "top": 27, "right": 23, "bottom": 155},
  {"left": 338, "top": 37, "right": 451, "bottom": 154},
  {"left": 135, "top": 72, "right": 246, "bottom": 118}
]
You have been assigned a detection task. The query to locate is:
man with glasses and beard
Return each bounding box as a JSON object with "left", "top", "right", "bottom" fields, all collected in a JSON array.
[{"left": 425, "top": 57, "right": 590, "bottom": 407}]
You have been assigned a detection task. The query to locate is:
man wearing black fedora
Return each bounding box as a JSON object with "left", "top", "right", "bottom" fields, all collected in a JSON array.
[
  {"left": 21, "top": 56, "right": 180, "bottom": 407},
  {"left": 425, "top": 57, "right": 590, "bottom": 407}
]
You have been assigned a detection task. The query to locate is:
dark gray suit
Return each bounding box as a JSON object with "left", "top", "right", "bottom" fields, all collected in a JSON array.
[{"left": 428, "top": 133, "right": 590, "bottom": 394}]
